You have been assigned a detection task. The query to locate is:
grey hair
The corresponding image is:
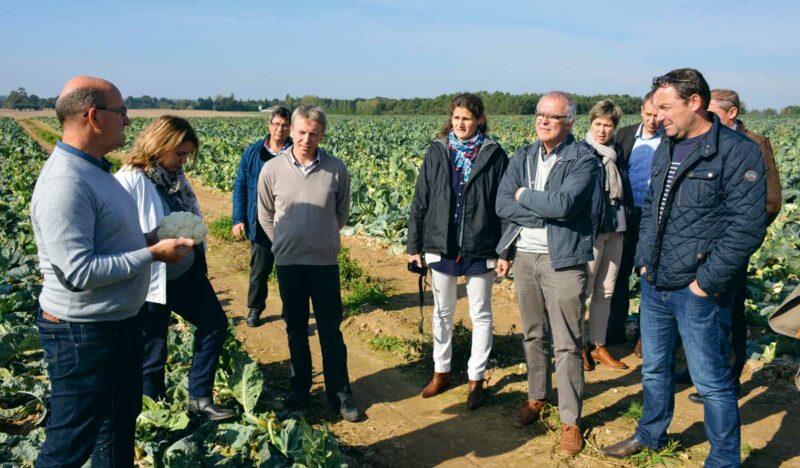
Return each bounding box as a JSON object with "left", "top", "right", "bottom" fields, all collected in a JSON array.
[
  {"left": 291, "top": 105, "right": 328, "bottom": 133},
  {"left": 538, "top": 91, "right": 577, "bottom": 123},
  {"left": 55, "top": 87, "right": 106, "bottom": 125}
]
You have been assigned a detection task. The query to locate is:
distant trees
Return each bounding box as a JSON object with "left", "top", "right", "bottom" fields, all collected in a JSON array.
[
  {"left": 3, "top": 85, "right": 795, "bottom": 116},
  {"left": 1, "top": 88, "right": 52, "bottom": 110}
]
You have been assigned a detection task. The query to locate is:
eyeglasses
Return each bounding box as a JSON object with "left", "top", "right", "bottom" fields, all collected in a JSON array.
[
  {"left": 270, "top": 121, "right": 290, "bottom": 129},
  {"left": 83, "top": 105, "right": 128, "bottom": 118},
  {"left": 535, "top": 113, "right": 568, "bottom": 122},
  {"left": 652, "top": 75, "right": 694, "bottom": 88}
]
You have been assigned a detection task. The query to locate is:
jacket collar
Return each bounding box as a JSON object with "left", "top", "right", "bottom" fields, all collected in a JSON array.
[
  {"left": 664, "top": 113, "right": 721, "bottom": 161},
  {"left": 434, "top": 135, "right": 499, "bottom": 185},
  {"left": 527, "top": 133, "right": 580, "bottom": 161}
]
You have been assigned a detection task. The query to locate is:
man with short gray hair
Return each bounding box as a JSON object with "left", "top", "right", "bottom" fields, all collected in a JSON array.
[
  {"left": 495, "top": 91, "right": 599, "bottom": 456},
  {"left": 257, "top": 106, "right": 359, "bottom": 422},
  {"left": 32, "top": 76, "right": 193, "bottom": 467}
]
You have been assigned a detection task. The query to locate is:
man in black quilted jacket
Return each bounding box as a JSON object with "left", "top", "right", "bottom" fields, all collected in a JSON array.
[{"left": 602, "top": 68, "right": 767, "bottom": 467}]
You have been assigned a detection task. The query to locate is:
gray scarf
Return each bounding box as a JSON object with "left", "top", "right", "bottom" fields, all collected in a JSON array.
[
  {"left": 585, "top": 129, "right": 624, "bottom": 205},
  {"left": 146, "top": 164, "right": 202, "bottom": 217}
]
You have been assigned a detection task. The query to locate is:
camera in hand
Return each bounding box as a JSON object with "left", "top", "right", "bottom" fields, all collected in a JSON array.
[{"left": 407, "top": 261, "right": 428, "bottom": 276}]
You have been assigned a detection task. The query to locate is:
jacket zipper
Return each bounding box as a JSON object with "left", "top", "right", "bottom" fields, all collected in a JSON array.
[{"left": 456, "top": 141, "right": 495, "bottom": 260}]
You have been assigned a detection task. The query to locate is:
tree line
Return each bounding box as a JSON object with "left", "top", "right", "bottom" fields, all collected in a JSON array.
[{"left": 2, "top": 87, "right": 797, "bottom": 116}]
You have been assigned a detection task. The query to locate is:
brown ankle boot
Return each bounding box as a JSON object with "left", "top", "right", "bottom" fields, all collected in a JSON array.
[
  {"left": 511, "top": 399, "right": 546, "bottom": 427},
  {"left": 560, "top": 423, "right": 583, "bottom": 456},
  {"left": 421, "top": 372, "right": 451, "bottom": 398},
  {"left": 467, "top": 379, "right": 484, "bottom": 410},
  {"left": 591, "top": 345, "right": 629, "bottom": 370},
  {"left": 582, "top": 345, "right": 594, "bottom": 371}
]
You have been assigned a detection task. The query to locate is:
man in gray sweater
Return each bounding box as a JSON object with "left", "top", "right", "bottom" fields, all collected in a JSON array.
[
  {"left": 257, "top": 105, "right": 359, "bottom": 422},
  {"left": 31, "top": 76, "right": 193, "bottom": 467}
]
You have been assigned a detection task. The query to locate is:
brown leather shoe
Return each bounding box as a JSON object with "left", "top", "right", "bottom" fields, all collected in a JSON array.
[
  {"left": 633, "top": 338, "right": 643, "bottom": 358},
  {"left": 421, "top": 372, "right": 451, "bottom": 398},
  {"left": 511, "top": 399, "right": 546, "bottom": 427},
  {"left": 591, "top": 345, "right": 629, "bottom": 370},
  {"left": 560, "top": 423, "right": 583, "bottom": 456},
  {"left": 582, "top": 345, "right": 595, "bottom": 371},
  {"left": 467, "top": 379, "right": 484, "bottom": 410}
]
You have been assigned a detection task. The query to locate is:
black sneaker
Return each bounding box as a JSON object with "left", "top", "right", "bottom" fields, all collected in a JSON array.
[
  {"left": 336, "top": 392, "right": 360, "bottom": 422},
  {"left": 246, "top": 309, "right": 262, "bottom": 327}
]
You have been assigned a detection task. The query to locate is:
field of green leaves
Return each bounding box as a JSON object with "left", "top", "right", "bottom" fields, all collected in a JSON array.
[
  {"left": 0, "top": 117, "right": 347, "bottom": 467},
  {"left": 10, "top": 113, "right": 800, "bottom": 465}
]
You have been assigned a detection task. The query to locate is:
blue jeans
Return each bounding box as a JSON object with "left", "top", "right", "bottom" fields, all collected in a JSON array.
[
  {"left": 36, "top": 310, "right": 143, "bottom": 468},
  {"left": 635, "top": 279, "right": 740, "bottom": 467},
  {"left": 142, "top": 259, "right": 228, "bottom": 400}
]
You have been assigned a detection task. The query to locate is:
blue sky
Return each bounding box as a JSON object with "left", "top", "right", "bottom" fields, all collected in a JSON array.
[{"left": 2, "top": 0, "right": 798, "bottom": 109}]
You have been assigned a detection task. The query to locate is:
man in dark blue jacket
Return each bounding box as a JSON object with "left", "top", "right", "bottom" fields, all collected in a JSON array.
[
  {"left": 602, "top": 69, "right": 767, "bottom": 467},
  {"left": 495, "top": 91, "right": 599, "bottom": 457},
  {"left": 232, "top": 107, "right": 292, "bottom": 327}
]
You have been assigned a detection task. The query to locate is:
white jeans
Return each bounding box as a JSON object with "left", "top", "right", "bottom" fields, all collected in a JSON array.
[{"left": 430, "top": 269, "right": 494, "bottom": 380}]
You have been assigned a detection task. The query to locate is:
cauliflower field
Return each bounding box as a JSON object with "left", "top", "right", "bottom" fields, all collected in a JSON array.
[
  {"left": 0, "top": 117, "right": 346, "bottom": 467},
  {"left": 4, "top": 113, "right": 800, "bottom": 466}
]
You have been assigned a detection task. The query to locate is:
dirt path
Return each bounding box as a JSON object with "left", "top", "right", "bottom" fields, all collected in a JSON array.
[
  {"left": 192, "top": 184, "right": 800, "bottom": 467},
  {"left": 17, "top": 118, "right": 56, "bottom": 154}
]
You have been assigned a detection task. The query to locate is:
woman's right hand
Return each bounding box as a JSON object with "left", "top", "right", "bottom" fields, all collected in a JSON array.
[
  {"left": 408, "top": 254, "right": 423, "bottom": 267},
  {"left": 232, "top": 223, "right": 246, "bottom": 240}
]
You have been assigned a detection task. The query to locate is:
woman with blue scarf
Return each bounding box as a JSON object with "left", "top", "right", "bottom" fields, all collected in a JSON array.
[{"left": 407, "top": 94, "right": 509, "bottom": 409}]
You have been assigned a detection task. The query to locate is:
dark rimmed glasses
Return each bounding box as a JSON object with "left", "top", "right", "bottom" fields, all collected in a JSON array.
[
  {"left": 535, "top": 112, "right": 568, "bottom": 122},
  {"left": 83, "top": 105, "right": 128, "bottom": 118}
]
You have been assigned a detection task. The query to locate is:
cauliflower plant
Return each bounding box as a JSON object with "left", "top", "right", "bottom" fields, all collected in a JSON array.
[{"left": 158, "top": 211, "right": 207, "bottom": 244}]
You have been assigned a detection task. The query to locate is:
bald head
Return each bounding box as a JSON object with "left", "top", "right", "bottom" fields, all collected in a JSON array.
[{"left": 56, "top": 76, "right": 121, "bottom": 126}]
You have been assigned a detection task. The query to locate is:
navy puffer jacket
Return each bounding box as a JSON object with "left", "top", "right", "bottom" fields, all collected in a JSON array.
[{"left": 635, "top": 115, "right": 767, "bottom": 297}]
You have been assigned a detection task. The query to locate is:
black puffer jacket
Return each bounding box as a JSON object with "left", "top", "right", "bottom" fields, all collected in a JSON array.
[
  {"left": 635, "top": 115, "right": 767, "bottom": 297},
  {"left": 407, "top": 137, "right": 508, "bottom": 259}
]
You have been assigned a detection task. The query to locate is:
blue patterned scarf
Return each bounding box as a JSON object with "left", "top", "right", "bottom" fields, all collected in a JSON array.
[{"left": 448, "top": 131, "right": 484, "bottom": 184}]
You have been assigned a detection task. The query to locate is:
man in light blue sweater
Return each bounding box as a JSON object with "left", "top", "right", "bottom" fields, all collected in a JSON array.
[{"left": 30, "top": 76, "right": 193, "bottom": 468}]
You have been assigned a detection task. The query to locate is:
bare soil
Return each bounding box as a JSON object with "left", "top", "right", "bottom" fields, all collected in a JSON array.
[{"left": 18, "top": 118, "right": 800, "bottom": 466}]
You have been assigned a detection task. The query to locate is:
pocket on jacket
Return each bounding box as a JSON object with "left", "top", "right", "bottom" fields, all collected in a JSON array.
[{"left": 681, "top": 169, "right": 721, "bottom": 206}]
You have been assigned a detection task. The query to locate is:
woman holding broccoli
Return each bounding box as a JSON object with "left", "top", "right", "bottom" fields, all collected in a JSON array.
[{"left": 115, "top": 116, "right": 234, "bottom": 421}]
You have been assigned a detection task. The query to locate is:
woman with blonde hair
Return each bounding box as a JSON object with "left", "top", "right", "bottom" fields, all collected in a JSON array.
[
  {"left": 115, "top": 116, "right": 234, "bottom": 420},
  {"left": 581, "top": 100, "right": 631, "bottom": 371}
]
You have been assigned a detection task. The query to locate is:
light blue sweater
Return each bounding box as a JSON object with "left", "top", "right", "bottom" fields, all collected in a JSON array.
[{"left": 30, "top": 143, "right": 153, "bottom": 322}]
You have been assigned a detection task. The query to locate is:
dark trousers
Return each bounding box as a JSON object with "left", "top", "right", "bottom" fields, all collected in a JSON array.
[
  {"left": 36, "top": 311, "right": 143, "bottom": 468},
  {"left": 142, "top": 259, "right": 228, "bottom": 400},
  {"left": 607, "top": 208, "right": 641, "bottom": 343},
  {"left": 276, "top": 264, "right": 351, "bottom": 405},
  {"left": 248, "top": 225, "right": 275, "bottom": 312},
  {"left": 731, "top": 267, "right": 748, "bottom": 384}
]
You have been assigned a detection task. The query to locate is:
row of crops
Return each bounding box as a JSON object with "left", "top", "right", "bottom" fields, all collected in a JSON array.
[
  {"left": 0, "top": 117, "right": 347, "bottom": 467},
  {"left": 33, "top": 114, "right": 800, "bottom": 332}
]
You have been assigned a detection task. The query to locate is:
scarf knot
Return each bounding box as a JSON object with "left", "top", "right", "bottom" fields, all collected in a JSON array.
[
  {"left": 146, "top": 164, "right": 202, "bottom": 217},
  {"left": 585, "top": 129, "right": 624, "bottom": 206},
  {"left": 448, "top": 131, "right": 484, "bottom": 184}
]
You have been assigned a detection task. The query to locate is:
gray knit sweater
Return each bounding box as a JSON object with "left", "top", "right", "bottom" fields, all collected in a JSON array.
[
  {"left": 30, "top": 143, "right": 153, "bottom": 322},
  {"left": 257, "top": 147, "right": 350, "bottom": 266}
]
